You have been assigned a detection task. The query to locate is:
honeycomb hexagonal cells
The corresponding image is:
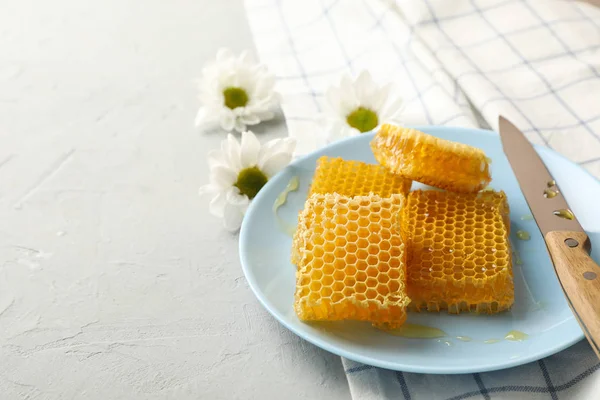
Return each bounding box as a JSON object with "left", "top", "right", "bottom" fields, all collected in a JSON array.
[
  {"left": 371, "top": 124, "right": 491, "bottom": 193},
  {"left": 401, "top": 190, "right": 513, "bottom": 314},
  {"left": 309, "top": 156, "right": 412, "bottom": 197},
  {"left": 294, "top": 193, "right": 410, "bottom": 327},
  {"left": 292, "top": 156, "right": 411, "bottom": 266}
]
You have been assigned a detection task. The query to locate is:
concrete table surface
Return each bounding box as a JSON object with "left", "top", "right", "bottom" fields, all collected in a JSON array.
[{"left": 0, "top": 1, "right": 350, "bottom": 398}]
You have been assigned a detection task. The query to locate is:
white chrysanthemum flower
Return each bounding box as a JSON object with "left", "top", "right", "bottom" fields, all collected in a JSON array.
[
  {"left": 323, "top": 70, "right": 405, "bottom": 142},
  {"left": 200, "top": 131, "right": 295, "bottom": 232},
  {"left": 195, "top": 48, "right": 279, "bottom": 133}
]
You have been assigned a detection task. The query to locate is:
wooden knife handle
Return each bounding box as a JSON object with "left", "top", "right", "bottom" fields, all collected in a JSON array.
[{"left": 546, "top": 231, "right": 600, "bottom": 358}]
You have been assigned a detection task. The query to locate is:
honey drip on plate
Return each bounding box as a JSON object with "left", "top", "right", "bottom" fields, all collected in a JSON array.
[
  {"left": 273, "top": 176, "right": 300, "bottom": 236},
  {"left": 512, "top": 244, "right": 523, "bottom": 265},
  {"left": 382, "top": 323, "right": 446, "bottom": 339},
  {"left": 553, "top": 209, "right": 574, "bottom": 220},
  {"left": 484, "top": 339, "right": 501, "bottom": 344},
  {"left": 516, "top": 230, "right": 530, "bottom": 241},
  {"left": 505, "top": 330, "right": 529, "bottom": 342},
  {"left": 547, "top": 180, "right": 556, "bottom": 187},
  {"left": 384, "top": 326, "right": 528, "bottom": 345},
  {"left": 456, "top": 336, "right": 472, "bottom": 342},
  {"left": 543, "top": 188, "right": 559, "bottom": 198},
  {"left": 484, "top": 330, "right": 529, "bottom": 344},
  {"left": 510, "top": 240, "right": 523, "bottom": 265}
]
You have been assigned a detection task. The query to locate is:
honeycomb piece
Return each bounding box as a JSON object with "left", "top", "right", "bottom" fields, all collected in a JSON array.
[
  {"left": 371, "top": 124, "right": 492, "bottom": 193},
  {"left": 295, "top": 193, "right": 410, "bottom": 327},
  {"left": 308, "top": 156, "right": 412, "bottom": 197},
  {"left": 401, "top": 190, "right": 513, "bottom": 314},
  {"left": 292, "top": 156, "right": 411, "bottom": 266}
]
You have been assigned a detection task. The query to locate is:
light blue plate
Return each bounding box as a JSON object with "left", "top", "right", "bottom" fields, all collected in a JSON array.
[{"left": 239, "top": 126, "right": 600, "bottom": 374}]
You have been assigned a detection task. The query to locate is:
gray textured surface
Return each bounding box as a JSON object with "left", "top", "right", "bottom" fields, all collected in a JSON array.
[{"left": 0, "top": 1, "right": 350, "bottom": 398}]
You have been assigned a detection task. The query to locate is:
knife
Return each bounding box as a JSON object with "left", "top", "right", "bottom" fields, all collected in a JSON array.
[{"left": 498, "top": 116, "right": 600, "bottom": 358}]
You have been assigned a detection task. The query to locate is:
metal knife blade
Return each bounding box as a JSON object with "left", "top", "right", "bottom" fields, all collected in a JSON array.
[
  {"left": 498, "top": 116, "right": 587, "bottom": 243},
  {"left": 499, "top": 116, "right": 600, "bottom": 359}
]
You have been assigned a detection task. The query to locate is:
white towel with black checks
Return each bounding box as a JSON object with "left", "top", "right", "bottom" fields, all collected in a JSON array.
[{"left": 243, "top": 0, "right": 600, "bottom": 398}]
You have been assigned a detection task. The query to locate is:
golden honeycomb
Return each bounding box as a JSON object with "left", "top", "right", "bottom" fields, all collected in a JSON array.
[
  {"left": 292, "top": 156, "right": 411, "bottom": 266},
  {"left": 401, "top": 190, "right": 513, "bottom": 313},
  {"left": 371, "top": 124, "right": 492, "bottom": 193},
  {"left": 308, "top": 156, "right": 412, "bottom": 197},
  {"left": 294, "top": 193, "right": 410, "bottom": 327}
]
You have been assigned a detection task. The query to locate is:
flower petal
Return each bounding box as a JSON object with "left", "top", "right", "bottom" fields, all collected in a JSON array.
[
  {"left": 233, "top": 117, "right": 246, "bottom": 132},
  {"left": 365, "top": 84, "right": 390, "bottom": 112},
  {"left": 195, "top": 107, "right": 207, "bottom": 127},
  {"left": 207, "top": 149, "right": 226, "bottom": 168},
  {"left": 259, "top": 137, "right": 296, "bottom": 168},
  {"left": 253, "top": 73, "right": 276, "bottom": 100},
  {"left": 347, "top": 125, "right": 362, "bottom": 137},
  {"left": 259, "top": 137, "right": 296, "bottom": 177},
  {"left": 262, "top": 153, "right": 292, "bottom": 177},
  {"left": 225, "top": 134, "right": 243, "bottom": 171},
  {"left": 325, "top": 86, "right": 344, "bottom": 116},
  {"left": 195, "top": 107, "right": 221, "bottom": 131},
  {"left": 254, "top": 110, "right": 274, "bottom": 121},
  {"left": 279, "top": 137, "right": 297, "bottom": 154},
  {"left": 328, "top": 120, "right": 362, "bottom": 142},
  {"left": 208, "top": 191, "right": 227, "bottom": 217},
  {"left": 382, "top": 95, "right": 406, "bottom": 121},
  {"left": 222, "top": 188, "right": 250, "bottom": 232},
  {"left": 220, "top": 110, "right": 235, "bottom": 132},
  {"left": 223, "top": 205, "right": 244, "bottom": 232},
  {"left": 240, "top": 130, "right": 261, "bottom": 168},
  {"left": 326, "top": 119, "right": 346, "bottom": 142},
  {"left": 241, "top": 113, "right": 261, "bottom": 126},
  {"left": 226, "top": 186, "right": 250, "bottom": 207},
  {"left": 354, "top": 70, "right": 374, "bottom": 103},
  {"left": 239, "top": 49, "right": 256, "bottom": 66},
  {"left": 212, "top": 164, "right": 237, "bottom": 187},
  {"left": 336, "top": 76, "right": 360, "bottom": 116}
]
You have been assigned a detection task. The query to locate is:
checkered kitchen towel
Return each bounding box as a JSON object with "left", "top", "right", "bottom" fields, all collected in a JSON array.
[{"left": 243, "top": 0, "right": 600, "bottom": 398}]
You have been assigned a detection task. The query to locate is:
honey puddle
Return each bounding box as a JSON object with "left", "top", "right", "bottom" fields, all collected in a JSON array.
[
  {"left": 513, "top": 250, "right": 523, "bottom": 265},
  {"left": 516, "top": 230, "right": 530, "bottom": 241},
  {"left": 381, "top": 323, "right": 446, "bottom": 339},
  {"left": 484, "top": 331, "right": 529, "bottom": 344},
  {"left": 381, "top": 324, "right": 529, "bottom": 345},
  {"left": 456, "top": 336, "right": 472, "bottom": 342},
  {"left": 484, "top": 339, "right": 501, "bottom": 344},
  {"left": 504, "top": 330, "right": 529, "bottom": 342},
  {"left": 511, "top": 240, "right": 524, "bottom": 265},
  {"left": 273, "top": 176, "right": 300, "bottom": 236}
]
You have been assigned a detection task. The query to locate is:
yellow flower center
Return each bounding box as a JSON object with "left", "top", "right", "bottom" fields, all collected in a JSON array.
[
  {"left": 234, "top": 166, "right": 268, "bottom": 199},
  {"left": 346, "top": 107, "right": 378, "bottom": 133},
  {"left": 223, "top": 87, "right": 249, "bottom": 109}
]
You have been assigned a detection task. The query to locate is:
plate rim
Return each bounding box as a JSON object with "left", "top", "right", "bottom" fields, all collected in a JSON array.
[{"left": 239, "top": 125, "right": 592, "bottom": 374}]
